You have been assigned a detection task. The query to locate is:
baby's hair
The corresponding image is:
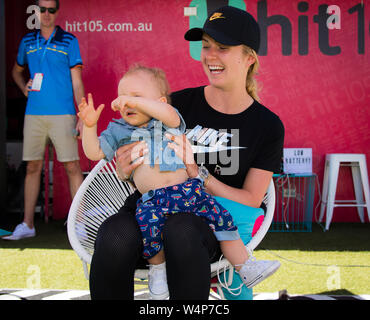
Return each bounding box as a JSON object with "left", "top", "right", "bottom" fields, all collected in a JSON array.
[{"left": 123, "top": 64, "right": 172, "bottom": 104}]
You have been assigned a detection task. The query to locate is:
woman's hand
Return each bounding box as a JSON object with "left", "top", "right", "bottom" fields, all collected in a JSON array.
[
  {"left": 166, "top": 133, "right": 199, "bottom": 178},
  {"left": 77, "top": 93, "right": 105, "bottom": 128},
  {"left": 116, "top": 141, "right": 148, "bottom": 181}
]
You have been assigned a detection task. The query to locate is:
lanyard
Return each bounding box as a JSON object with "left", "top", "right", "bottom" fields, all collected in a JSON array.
[{"left": 36, "top": 28, "right": 56, "bottom": 68}]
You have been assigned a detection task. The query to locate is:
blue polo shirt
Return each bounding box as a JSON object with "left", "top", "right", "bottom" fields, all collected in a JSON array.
[{"left": 16, "top": 26, "right": 83, "bottom": 115}]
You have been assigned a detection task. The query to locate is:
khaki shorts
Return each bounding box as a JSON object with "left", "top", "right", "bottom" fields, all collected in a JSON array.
[{"left": 23, "top": 115, "right": 80, "bottom": 162}]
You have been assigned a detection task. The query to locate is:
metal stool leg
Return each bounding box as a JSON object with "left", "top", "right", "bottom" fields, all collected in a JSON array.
[
  {"left": 351, "top": 163, "right": 365, "bottom": 223},
  {"left": 358, "top": 156, "right": 370, "bottom": 222},
  {"left": 319, "top": 159, "right": 330, "bottom": 223},
  {"left": 325, "top": 159, "right": 340, "bottom": 231}
]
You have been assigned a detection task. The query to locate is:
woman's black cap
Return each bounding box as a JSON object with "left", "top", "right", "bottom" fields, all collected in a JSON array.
[{"left": 184, "top": 6, "right": 260, "bottom": 52}]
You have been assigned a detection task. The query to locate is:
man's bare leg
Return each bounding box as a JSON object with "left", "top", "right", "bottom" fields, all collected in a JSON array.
[
  {"left": 63, "top": 160, "right": 84, "bottom": 199},
  {"left": 23, "top": 160, "right": 43, "bottom": 229}
]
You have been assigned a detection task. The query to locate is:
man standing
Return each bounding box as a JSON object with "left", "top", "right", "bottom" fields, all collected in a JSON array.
[{"left": 4, "top": 0, "right": 85, "bottom": 240}]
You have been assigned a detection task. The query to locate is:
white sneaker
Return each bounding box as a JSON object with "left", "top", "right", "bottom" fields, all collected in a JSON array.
[
  {"left": 1, "top": 222, "right": 36, "bottom": 240},
  {"left": 148, "top": 262, "right": 169, "bottom": 300},
  {"left": 237, "top": 257, "right": 280, "bottom": 288}
]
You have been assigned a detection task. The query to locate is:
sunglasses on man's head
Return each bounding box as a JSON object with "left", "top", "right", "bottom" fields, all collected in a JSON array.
[{"left": 39, "top": 6, "right": 57, "bottom": 14}]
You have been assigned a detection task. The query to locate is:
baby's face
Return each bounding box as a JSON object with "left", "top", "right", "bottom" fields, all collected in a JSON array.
[{"left": 118, "top": 71, "right": 161, "bottom": 127}]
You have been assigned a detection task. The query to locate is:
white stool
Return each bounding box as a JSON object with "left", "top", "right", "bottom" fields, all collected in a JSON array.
[{"left": 319, "top": 154, "right": 370, "bottom": 230}]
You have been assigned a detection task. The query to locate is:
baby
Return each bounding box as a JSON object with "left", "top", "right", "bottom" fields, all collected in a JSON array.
[{"left": 78, "top": 64, "right": 280, "bottom": 299}]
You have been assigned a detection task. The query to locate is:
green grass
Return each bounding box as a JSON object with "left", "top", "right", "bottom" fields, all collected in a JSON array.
[
  {"left": 0, "top": 219, "right": 88, "bottom": 290},
  {"left": 1, "top": 216, "right": 369, "bottom": 296},
  {"left": 254, "top": 222, "right": 370, "bottom": 295}
]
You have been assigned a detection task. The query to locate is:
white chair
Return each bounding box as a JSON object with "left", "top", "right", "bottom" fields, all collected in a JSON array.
[
  {"left": 319, "top": 153, "right": 370, "bottom": 230},
  {"left": 67, "top": 158, "right": 276, "bottom": 299}
]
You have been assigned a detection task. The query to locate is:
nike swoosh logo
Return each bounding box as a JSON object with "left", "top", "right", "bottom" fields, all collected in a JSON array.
[
  {"left": 209, "top": 13, "right": 226, "bottom": 21},
  {"left": 192, "top": 145, "right": 246, "bottom": 153}
]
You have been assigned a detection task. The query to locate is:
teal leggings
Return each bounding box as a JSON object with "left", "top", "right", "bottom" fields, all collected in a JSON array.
[{"left": 214, "top": 196, "right": 265, "bottom": 300}]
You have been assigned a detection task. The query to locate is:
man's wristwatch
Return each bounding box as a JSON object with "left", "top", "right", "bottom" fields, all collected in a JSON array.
[{"left": 197, "top": 163, "right": 211, "bottom": 187}]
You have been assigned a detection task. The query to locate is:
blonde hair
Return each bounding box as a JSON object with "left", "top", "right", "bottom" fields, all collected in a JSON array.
[
  {"left": 242, "top": 46, "right": 260, "bottom": 101},
  {"left": 123, "top": 64, "right": 172, "bottom": 104}
]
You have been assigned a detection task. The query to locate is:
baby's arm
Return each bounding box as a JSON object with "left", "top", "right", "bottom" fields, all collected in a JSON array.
[
  {"left": 78, "top": 93, "right": 106, "bottom": 161},
  {"left": 111, "top": 96, "right": 180, "bottom": 128}
]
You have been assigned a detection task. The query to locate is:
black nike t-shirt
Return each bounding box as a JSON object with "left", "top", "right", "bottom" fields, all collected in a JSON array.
[{"left": 171, "top": 86, "right": 285, "bottom": 189}]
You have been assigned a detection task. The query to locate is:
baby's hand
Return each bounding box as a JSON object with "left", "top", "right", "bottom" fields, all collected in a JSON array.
[
  {"left": 111, "top": 95, "right": 137, "bottom": 113},
  {"left": 78, "top": 93, "right": 105, "bottom": 128}
]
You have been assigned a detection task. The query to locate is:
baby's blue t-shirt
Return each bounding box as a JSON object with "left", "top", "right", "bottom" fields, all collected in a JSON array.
[{"left": 99, "top": 109, "right": 186, "bottom": 172}]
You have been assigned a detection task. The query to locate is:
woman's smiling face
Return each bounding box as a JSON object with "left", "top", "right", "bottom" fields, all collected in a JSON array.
[{"left": 200, "top": 34, "right": 254, "bottom": 90}]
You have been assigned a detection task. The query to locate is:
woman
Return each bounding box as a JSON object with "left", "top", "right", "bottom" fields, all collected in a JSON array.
[{"left": 89, "top": 6, "right": 284, "bottom": 300}]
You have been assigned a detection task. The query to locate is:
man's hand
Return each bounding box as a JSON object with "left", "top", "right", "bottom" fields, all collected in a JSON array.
[
  {"left": 74, "top": 118, "right": 84, "bottom": 140},
  {"left": 23, "top": 79, "right": 33, "bottom": 97}
]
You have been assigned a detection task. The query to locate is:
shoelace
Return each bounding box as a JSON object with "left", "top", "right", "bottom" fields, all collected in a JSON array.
[
  {"left": 15, "top": 223, "right": 29, "bottom": 233},
  {"left": 216, "top": 246, "right": 255, "bottom": 297}
]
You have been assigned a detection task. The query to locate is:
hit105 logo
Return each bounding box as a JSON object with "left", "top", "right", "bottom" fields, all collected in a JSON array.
[{"left": 184, "top": 0, "right": 364, "bottom": 60}]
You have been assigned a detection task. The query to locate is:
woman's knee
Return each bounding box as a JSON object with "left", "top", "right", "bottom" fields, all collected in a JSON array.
[
  {"left": 94, "top": 210, "right": 142, "bottom": 256},
  {"left": 163, "top": 213, "right": 216, "bottom": 259},
  {"left": 163, "top": 214, "right": 196, "bottom": 244}
]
